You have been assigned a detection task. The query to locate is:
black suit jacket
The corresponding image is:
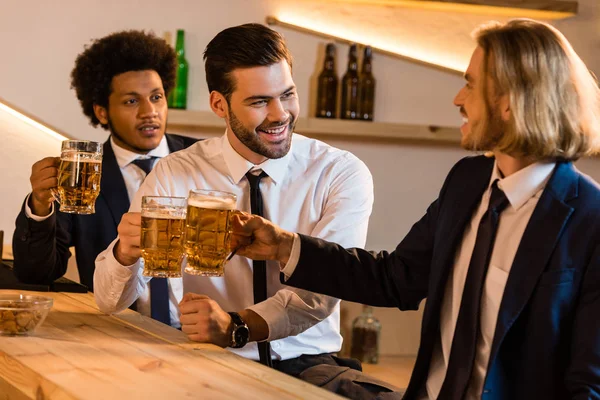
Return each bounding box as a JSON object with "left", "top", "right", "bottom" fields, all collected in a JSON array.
[
  {"left": 286, "top": 156, "right": 600, "bottom": 399},
  {"left": 12, "top": 133, "right": 198, "bottom": 291}
]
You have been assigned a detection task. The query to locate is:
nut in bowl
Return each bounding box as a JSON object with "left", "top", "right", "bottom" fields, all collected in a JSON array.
[{"left": 0, "top": 294, "right": 53, "bottom": 335}]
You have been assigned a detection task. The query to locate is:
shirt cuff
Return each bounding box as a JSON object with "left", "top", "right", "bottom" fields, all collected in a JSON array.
[
  {"left": 246, "top": 296, "right": 288, "bottom": 341},
  {"left": 280, "top": 233, "right": 301, "bottom": 279},
  {"left": 24, "top": 193, "right": 55, "bottom": 222}
]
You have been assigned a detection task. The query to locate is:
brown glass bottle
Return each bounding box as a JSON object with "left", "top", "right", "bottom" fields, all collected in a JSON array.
[
  {"left": 341, "top": 44, "right": 359, "bottom": 120},
  {"left": 359, "top": 46, "right": 375, "bottom": 121},
  {"left": 316, "top": 43, "right": 338, "bottom": 119},
  {"left": 350, "top": 305, "right": 381, "bottom": 364}
]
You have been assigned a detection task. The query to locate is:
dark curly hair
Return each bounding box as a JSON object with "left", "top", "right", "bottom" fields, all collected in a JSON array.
[
  {"left": 204, "top": 23, "right": 293, "bottom": 102},
  {"left": 71, "top": 30, "right": 176, "bottom": 129}
]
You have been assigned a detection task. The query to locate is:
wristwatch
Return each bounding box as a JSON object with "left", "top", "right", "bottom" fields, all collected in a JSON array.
[{"left": 228, "top": 312, "right": 249, "bottom": 348}]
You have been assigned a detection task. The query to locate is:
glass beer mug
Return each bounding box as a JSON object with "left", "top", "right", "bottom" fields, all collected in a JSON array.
[
  {"left": 52, "top": 140, "right": 103, "bottom": 214},
  {"left": 183, "top": 189, "right": 238, "bottom": 277},
  {"left": 140, "top": 196, "right": 187, "bottom": 278}
]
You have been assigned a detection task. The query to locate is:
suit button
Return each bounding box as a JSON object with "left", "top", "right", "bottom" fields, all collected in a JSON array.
[{"left": 20, "top": 235, "right": 27, "bottom": 241}]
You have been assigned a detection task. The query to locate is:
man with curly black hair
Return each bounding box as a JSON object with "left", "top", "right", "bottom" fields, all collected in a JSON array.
[{"left": 12, "top": 30, "right": 197, "bottom": 308}]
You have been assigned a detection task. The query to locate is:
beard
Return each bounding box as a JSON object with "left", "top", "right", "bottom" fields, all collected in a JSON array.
[
  {"left": 461, "top": 109, "right": 505, "bottom": 152},
  {"left": 228, "top": 108, "right": 295, "bottom": 160}
]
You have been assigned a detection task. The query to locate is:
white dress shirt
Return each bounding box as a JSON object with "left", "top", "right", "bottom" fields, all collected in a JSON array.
[
  {"left": 284, "top": 159, "right": 556, "bottom": 398},
  {"left": 94, "top": 132, "right": 374, "bottom": 361}
]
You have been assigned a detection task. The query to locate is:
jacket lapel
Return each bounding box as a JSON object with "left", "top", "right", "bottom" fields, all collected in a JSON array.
[
  {"left": 165, "top": 133, "right": 184, "bottom": 152},
  {"left": 406, "top": 156, "right": 495, "bottom": 397},
  {"left": 488, "top": 162, "right": 578, "bottom": 364},
  {"left": 429, "top": 157, "right": 495, "bottom": 310},
  {"left": 99, "top": 140, "right": 130, "bottom": 226}
]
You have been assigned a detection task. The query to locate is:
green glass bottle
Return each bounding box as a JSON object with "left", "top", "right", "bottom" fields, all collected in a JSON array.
[{"left": 168, "top": 30, "right": 189, "bottom": 109}]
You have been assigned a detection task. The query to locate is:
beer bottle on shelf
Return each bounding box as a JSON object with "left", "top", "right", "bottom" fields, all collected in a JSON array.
[
  {"left": 359, "top": 46, "right": 376, "bottom": 121},
  {"left": 168, "top": 29, "right": 189, "bottom": 109},
  {"left": 316, "top": 43, "right": 338, "bottom": 119},
  {"left": 340, "top": 44, "right": 359, "bottom": 120},
  {"left": 350, "top": 305, "right": 381, "bottom": 364}
]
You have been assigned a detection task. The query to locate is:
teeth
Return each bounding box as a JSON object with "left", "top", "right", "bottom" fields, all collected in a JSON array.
[
  {"left": 141, "top": 126, "right": 156, "bottom": 131},
  {"left": 462, "top": 117, "right": 468, "bottom": 123},
  {"left": 261, "top": 125, "right": 286, "bottom": 134}
]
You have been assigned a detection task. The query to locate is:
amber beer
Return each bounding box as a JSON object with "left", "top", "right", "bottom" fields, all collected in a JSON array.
[
  {"left": 140, "top": 196, "right": 187, "bottom": 277},
  {"left": 184, "top": 189, "right": 237, "bottom": 277},
  {"left": 54, "top": 140, "right": 103, "bottom": 214}
]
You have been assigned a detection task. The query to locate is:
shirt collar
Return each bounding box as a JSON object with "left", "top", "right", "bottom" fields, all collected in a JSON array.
[
  {"left": 490, "top": 159, "right": 556, "bottom": 211},
  {"left": 221, "top": 129, "right": 292, "bottom": 185},
  {"left": 110, "top": 135, "right": 170, "bottom": 168}
]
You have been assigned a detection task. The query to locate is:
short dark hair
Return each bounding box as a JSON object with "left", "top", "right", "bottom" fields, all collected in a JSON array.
[
  {"left": 203, "top": 23, "right": 293, "bottom": 101},
  {"left": 70, "top": 30, "right": 176, "bottom": 129}
]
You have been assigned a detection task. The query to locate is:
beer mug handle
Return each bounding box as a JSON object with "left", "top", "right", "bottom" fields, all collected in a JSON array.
[{"left": 49, "top": 187, "right": 61, "bottom": 204}]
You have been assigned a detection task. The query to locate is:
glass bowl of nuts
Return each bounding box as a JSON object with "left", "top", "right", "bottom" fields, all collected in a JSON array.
[{"left": 0, "top": 294, "right": 53, "bottom": 335}]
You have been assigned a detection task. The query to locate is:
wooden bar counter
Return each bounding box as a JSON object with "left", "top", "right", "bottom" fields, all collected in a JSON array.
[{"left": 0, "top": 290, "right": 342, "bottom": 399}]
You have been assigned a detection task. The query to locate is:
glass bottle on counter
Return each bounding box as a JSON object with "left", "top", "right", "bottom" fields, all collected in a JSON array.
[
  {"left": 350, "top": 305, "right": 381, "bottom": 364},
  {"left": 359, "top": 46, "right": 375, "bottom": 121},
  {"left": 340, "top": 44, "right": 359, "bottom": 120},
  {"left": 316, "top": 43, "right": 338, "bottom": 119},
  {"left": 168, "top": 29, "right": 189, "bottom": 109}
]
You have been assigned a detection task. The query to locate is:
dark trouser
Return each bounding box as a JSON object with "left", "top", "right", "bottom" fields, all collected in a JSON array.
[{"left": 271, "top": 354, "right": 404, "bottom": 400}]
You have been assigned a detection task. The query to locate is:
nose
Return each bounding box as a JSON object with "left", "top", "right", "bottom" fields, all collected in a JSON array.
[
  {"left": 267, "top": 99, "right": 289, "bottom": 123},
  {"left": 453, "top": 87, "right": 465, "bottom": 107},
  {"left": 138, "top": 99, "right": 158, "bottom": 119}
]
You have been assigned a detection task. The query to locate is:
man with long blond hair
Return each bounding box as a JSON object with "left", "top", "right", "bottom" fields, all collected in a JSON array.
[{"left": 233, "top": 19, "right": 600, "bottom": 399}]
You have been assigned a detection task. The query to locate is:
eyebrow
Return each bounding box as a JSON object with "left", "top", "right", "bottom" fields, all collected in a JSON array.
[
  {"left": 243, "top": 86, "right": 296, "bottom": 103},
  {"left": 119, "top": 87, "right": 164, "bottom": 97}
]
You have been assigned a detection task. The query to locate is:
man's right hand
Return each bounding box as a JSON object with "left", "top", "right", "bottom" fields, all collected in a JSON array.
[
  {"left": 232, "top": 214, "right": 295, "bottom": 265},
  {"left": 114, "top": 212, "right": 142, "bottom": 266},
  {"left": 29, "top": 157, "right": 60, "bottom": 217}
]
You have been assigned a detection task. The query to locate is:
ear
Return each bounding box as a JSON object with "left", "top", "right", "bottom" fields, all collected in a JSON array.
[
  {"left": 209, "top": 91, "right": 228, "bottom": 119},
  {"left": 93, "top": 104, "right": 109, "bottom": 125},
  {"left": 499, "top": 94, "right": 511, "bottom": 122}
]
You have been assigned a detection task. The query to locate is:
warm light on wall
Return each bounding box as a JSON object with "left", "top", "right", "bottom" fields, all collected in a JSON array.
[
  {"left": 271, "top": 14, "right": 466, "bottom": 73},
  {"left": 0, "top": 99, "right": 68, "bottom": 142}
]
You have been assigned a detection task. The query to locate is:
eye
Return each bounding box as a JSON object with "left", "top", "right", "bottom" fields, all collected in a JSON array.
[
  {"left": 124, "top": 98, "right": 138, "bottom": 105},
  {"left": 151, "top": 94, "right": 164, "bottom": 101},
  {"left": 251, "top": 100, "right": 268, "bottom": 107},
  {"left": 281, "top": 91, "right": 296, "bottom": 99}
]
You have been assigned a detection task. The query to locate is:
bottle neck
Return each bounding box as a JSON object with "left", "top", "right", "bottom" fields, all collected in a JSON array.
[
  {"left": 362, "top": 59, "right": 372, "bottom": 74},
  {"left": 324, "top": 57, "right": 335, "bottom": 70},
  {"left": 347, "top": 58, "right": 358, "bottom": 72},
  {"left": 175, "top": 31, "right": 185, "bottom": 57}
]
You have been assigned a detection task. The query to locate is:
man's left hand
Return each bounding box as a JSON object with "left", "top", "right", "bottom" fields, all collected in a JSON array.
[{"left": 179, "top": 293, "right": 232, "bottom": 348}]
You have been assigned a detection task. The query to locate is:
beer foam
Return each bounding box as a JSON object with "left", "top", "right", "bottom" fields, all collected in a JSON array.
[
  {"left": 188, "top": 196, "right": 236, "bottom": 210},
  {"left": 61, "top": 151, "right": 102, "bottom": 163},
  {"left": 142, "top": 208, "right": 186, "bottom": 219}
]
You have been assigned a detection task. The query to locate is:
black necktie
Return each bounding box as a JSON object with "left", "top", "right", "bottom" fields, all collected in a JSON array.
[
  {"left": 438, "top": 180, "right": 509, "bottom": 399},
  {"left": 132, "top": 157, "right": 170, "bottom": 326},
  {"left": 246, "top": 171, "right": 273, "bottom": 367},
  {"left": 131, "top": 157, "right": 156, "bottom": 175}
]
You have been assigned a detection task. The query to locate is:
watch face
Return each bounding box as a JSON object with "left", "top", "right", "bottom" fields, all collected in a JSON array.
[{"left": 233, "top": 325, "right": 249, "bottom": 347}]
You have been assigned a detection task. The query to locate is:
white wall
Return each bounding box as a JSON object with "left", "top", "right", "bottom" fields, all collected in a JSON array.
[{"left": 1, "top": 0, "right": 599, "bottom": 356}]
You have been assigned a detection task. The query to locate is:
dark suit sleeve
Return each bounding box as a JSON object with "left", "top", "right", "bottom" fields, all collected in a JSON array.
[
  {"left": 565, "top": 243, "right": 600, "bottom": 398},
  {"left": 12, "top": 198, "right": 73, "bottom": 284},
  {"left": 284, "top": 156, "right": 467, "bottom": 310}
]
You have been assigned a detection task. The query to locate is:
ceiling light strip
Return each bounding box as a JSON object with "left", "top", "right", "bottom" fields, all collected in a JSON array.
[
  {"left": 266, "top": 16, "right": 463, "bottom": 75},
  {"left": 0, "top": 97, "right": 70, "bottom": 142}
]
